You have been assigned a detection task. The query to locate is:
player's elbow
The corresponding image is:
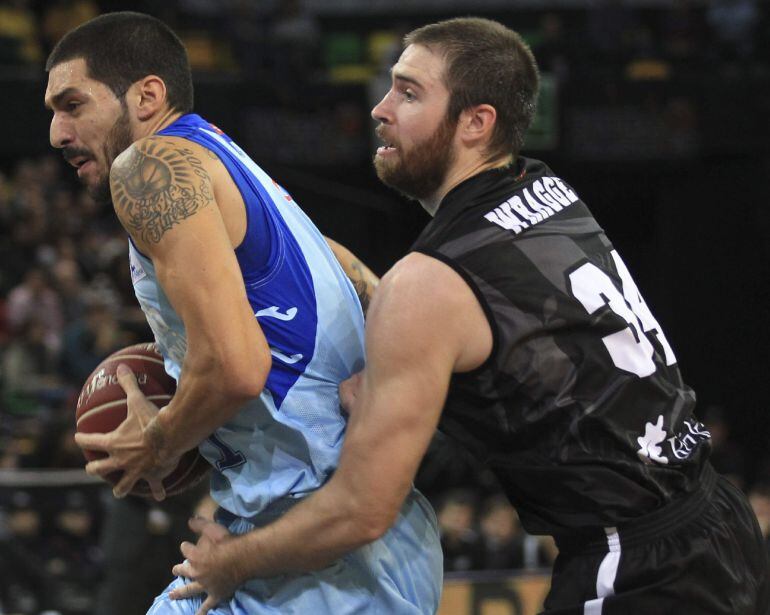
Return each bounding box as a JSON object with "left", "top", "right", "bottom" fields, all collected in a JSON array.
[
  {"left": 221, "top": 347, "right": 271, "bottom": 400},
  {"left": 357, "top": 516, "right": 392, "bottom": 544},
  {"left": 351, "top": 502, "right": 400, "bottom": 544},
  {"left": 198, "top": 341, "right": 270, "bottom": 404}
]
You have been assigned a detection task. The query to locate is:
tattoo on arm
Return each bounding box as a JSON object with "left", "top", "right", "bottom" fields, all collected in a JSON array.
[{"left": 111, "top": 139, "right": 214, "bottom": 244}]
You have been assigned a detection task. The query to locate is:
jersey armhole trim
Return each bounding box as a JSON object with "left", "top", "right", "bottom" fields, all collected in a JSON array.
[
  {"left": 412, "top": 248, "right": 499, "bottom": 377},
  {"left": 128, "top": 235, "right": 150, "bottom": 260}
]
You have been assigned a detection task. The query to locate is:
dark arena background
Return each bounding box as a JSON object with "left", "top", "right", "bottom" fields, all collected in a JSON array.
[{"left": 0, "top": 1, "right": 769, "bottom": 614}]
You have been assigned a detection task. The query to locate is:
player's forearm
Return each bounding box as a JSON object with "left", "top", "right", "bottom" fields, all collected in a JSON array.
[
  {"left": 149, "top": 344, "right": 270, "bottom": 462},
  {"left": 220, "top": 418, "right": 419, "bottom": 577},
  {"left": 324, "top": 237, "right": 379, "bottom": 314},
  {"left": 224, "top": 476, "right": 398, "bottom": 579}
]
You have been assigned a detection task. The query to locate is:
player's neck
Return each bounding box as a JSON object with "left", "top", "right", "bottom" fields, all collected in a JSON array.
[
  {"left": 420, "top": 152, "right": 514, "bottom": 216},
  {"left": 134, "top": 109, "right": 185, "bottom": 141}
]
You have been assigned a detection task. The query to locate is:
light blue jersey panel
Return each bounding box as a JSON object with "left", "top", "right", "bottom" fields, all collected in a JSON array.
[{"left": 129, "top": 114, "right": 365, "bottom": 518}]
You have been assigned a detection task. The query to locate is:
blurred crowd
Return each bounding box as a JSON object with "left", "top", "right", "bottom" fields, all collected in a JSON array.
[
  {"left": 0, "top": 153, "right": 153, "bottom": 613},
  {"left": 1, "top": 0, "right": 770, "bottom": 613},
  {"left": 0, "top": 154, "right": 150, "bottom": 473},
  {"left": 0, "top": 0, "right": 769, "bottom": 87}
]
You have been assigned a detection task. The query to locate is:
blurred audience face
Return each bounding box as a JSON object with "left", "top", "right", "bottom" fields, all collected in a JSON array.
[
  {"left": 480, "top": 501, "right": 518, "bottom": 543},
  {"left": 438, "top": 501, "right": 474, "bottom": 538},
  {"left": 22, "top": 268, "right": 48, "bottom": 296},
  {"left": 46, "top": 58, "right": 134, "bottom": 204}
]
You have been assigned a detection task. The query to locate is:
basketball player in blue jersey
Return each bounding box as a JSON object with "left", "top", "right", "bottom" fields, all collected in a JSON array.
[{"left": 45, "top": 11, "right": 441, "bottom": 615}]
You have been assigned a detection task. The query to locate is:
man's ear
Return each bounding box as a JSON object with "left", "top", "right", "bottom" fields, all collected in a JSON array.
[
  {"left": 458, "top": 104, "right": 497, "bottom": 149},
  {"left": 130, "top": 75, "right": 168, "bottom": 121}
]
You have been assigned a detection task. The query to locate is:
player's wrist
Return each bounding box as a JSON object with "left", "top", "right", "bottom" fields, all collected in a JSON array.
[
  {"left": 144, "top": 408, "right": 175, "bottom": 467},
  {"left": 221, "top": 534, "right": 253, "bottom": 586}
]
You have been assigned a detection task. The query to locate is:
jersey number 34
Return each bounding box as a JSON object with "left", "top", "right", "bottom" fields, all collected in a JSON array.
[{"left": 568, "top": 250, "right": 676, "bottom": 378}]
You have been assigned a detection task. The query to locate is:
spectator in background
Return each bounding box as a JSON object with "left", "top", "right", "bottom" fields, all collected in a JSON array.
[
  {"left": 1, "top": 318, "right": 63, "bottom": 415},
  {"left": 60, "top": 290, "right": 126, "bottom": 386},
  {"left": 45, "top": 488, "right": 101, "bottom": 612},
  {"left": 6, "top": 266, "right": 64, "bottom": 357},
  {"left": 51, "top": 257, "right": 87, "bottom": 323},
  {"left": 436, "top": 489, "right": 482, "bottom": 572},
  {"left": 46, "top": 187, "right": 83, "bottom": 241},
  {"left": 478, "top": 495, "right": 557, "bottom": 571},
  {"left": 0, "top": 490, "right": 55, "bottom": 613},
  {"left": 93, "top": 481, "right": 210, "bottom": 615}
]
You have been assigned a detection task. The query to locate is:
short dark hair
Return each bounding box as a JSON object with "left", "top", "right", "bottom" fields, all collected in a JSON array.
[
  {"left": 404, "top": 17, "right": 540, "bottom": 161},
  {"left": 46, "top": 12, "right": 193, "bottom": 114}
]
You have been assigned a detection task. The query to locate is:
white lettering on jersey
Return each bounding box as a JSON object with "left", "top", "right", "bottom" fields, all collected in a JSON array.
[
  {"left": 637, "top": 416, "right": 711, "bottom": 465},
  {"left": 484, "top": 176, "right": 580, "bottom": 234},
  {"left": 667, "top": 419, "right": 711, "bottom": 460}
]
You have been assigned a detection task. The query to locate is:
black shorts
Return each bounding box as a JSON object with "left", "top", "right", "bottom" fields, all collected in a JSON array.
[{"left": 545, "top": 467, "right": 770, "bottom": 615}]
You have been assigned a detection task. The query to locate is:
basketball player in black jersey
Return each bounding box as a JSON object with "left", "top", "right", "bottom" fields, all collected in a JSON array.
[{"left": 171, "top": 17, "right": 769, "bottom": 614}]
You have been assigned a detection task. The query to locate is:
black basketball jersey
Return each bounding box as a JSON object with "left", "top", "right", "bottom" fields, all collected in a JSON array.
[{"left": 411, "top": 157, "right": 712, "bottom": 537}]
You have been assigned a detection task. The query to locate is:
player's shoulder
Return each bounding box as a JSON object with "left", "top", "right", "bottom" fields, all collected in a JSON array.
[
  {"left": 109, "top": 134, "right": 216, "bottom": 196},
  {"left": 376, "top": 251, "right": 477, "bottom": 317},
  {"left": 382, "top": 251, "right": 456, "bottom": 289},
  {"left": 370, "top": 251, "right": 491, "bottom": 368},
  {"left": 109, "top": 134, "right": 218, "bottom": 249},
  {"left": 112, "top": 134, "right": 213, "bottom": 172}
]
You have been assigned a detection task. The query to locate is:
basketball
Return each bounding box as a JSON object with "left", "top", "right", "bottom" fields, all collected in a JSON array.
[{"left": 75, "top": 343, "right": 209, "bottom": 497}]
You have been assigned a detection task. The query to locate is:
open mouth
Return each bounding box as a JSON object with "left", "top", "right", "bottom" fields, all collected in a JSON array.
[
  {"left": 63, "top": 149, "right": 95, "bottom": 173},
  {"left": 377, "top": 142, "right": 397, "bottom": 156},
  {"left": 68, "top": 156, "right": 95, "bottom": 177}
]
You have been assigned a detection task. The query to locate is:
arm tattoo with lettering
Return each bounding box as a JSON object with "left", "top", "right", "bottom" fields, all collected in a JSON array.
[{"left": 111, "top": 139, "right": 214, "bottom": 244}]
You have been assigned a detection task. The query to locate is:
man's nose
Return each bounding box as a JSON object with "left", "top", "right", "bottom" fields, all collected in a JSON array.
[
  {"left": 49, "top": 113, "right": 74, "bottom": 149},
  {"left": 371, "top": 92, "right": 393, "bottom": 124}
]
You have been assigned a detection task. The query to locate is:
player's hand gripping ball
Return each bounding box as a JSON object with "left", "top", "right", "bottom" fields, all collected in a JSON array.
[{"left": 75, "top": 343, "right": 209, "bottom": 497}]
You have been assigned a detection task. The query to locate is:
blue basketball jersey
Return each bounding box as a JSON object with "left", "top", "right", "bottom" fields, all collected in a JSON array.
[{"left": 128, "top": 114, "right": 365, "bottom": 518}]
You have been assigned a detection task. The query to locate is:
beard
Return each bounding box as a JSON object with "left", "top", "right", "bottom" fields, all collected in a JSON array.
[
  {"left": 93, "top": 105, "right": 134, "bottom": 205},
  {"left": 373, "top": 114, "right": 457, "bottom": 202},
  {"left": 63, "top": 105, "right": 134, "bottom": 206}
]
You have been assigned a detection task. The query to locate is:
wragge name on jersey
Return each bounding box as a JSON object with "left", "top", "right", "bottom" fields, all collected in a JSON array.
[{"left": 484, "top": 176, "right": 580, "bottom": 234}]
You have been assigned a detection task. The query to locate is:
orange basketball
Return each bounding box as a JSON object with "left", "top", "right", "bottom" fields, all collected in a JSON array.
[{"left": 75, "top": 343, "right": 209, "bottom": 497}]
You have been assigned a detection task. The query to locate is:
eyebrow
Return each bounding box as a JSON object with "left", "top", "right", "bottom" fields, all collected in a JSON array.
[
  {"left": 44, "top": 86, "right": 83, "bottom": 110},
  {"left": 391, "top": 70, "right": 425, "bottom": 91}
]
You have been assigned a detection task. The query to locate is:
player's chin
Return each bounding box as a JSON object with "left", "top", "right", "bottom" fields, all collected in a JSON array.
[
  {"left": 85, "top": 175, "right": 113, "bottom": 204},
  {"left": 373, "top": 155, "right": 398, "bottom": 181}
]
